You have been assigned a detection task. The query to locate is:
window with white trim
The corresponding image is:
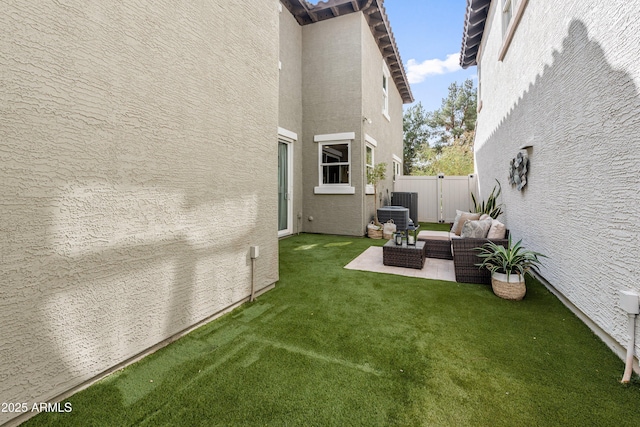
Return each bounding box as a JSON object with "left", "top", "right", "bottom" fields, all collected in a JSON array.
[
  {"left": 502, "top": 0, "right": 514, "bottom": 38},
  {"left": 393, "top": 158, "right": 401, "bottom": 182},
  {"left": 499, "top": 0, "right": 528, "bottom": 60},
  {"left": 365, "top": 144, "right": 374, "bottom": 194},
  {"left": 321, "top": 142, "right": 350, "bottom": 184},
  {"left": 382, "top": 62, "right": 390, "bottom": 120},
  {"left": 314, "top": 132, "right": 356, "bottom": 194}
]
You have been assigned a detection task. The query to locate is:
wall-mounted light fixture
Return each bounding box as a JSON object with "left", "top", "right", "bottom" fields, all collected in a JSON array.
[{"left": 362, "top": 116, "right": 372, "bottom": 124}]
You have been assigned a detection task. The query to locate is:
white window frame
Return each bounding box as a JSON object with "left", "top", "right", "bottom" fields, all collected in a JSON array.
[
  {"left": 364, "top": 134, "right": 377, "bottom": 195},
  {"left": 277, "top": 127, "right": 296, "bottom": 237},
  {"left": 314, "top": 132, "right": 355, "bottom": 195},
  {"left": 382, "top": 61, "right": 391, "bottom": 121},
  {"left": 392, "top": 154, "right": 402, "bottom": 182},
  {"left": 499, "top": 0, "right": 528, "bottom": 61}
]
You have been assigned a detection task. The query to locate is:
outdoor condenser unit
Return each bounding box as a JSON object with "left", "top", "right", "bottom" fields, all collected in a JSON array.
[
  {"left": 377, "top": 206, "right": 410, "bottom": 230},
  {"left": 391, "top": 192, "right": 418, "bottom": 225}
]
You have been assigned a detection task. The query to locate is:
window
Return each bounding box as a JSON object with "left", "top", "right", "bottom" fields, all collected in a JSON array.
[
  {"left": 321, "top": 143, "right": 350, "bottom": 184},
  {"left": 382, "top": 61, "right": 390, "bottom": 120},
  {"left": 365, "top": 145, "right": 374, "bottom": 194},
  {"left": 314, "top": 132, "right": 355, "bottom": 194},
  {"left": 392, "top": 155, "right": 402, "bottom": 182},
  {"left": 502, "top": 0, "right": 514, "bottom": 38},
  {"left": 499, "top": 0, "right": 528, "bottom": 61}
]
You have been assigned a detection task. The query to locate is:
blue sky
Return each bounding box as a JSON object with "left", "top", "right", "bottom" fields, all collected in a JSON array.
[{"left": 383, "top": 0, "right": 477, "bottom": 112}]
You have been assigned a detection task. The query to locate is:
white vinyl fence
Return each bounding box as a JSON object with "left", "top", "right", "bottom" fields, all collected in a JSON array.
[{"left": 394, "top": 174, "right": 478, "bottom": 223}]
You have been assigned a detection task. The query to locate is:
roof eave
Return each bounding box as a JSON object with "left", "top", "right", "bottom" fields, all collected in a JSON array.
[
  {"left": 283, "top": 0, "right": 414, "bottom": 103},
  {"left": 460, "top": 0, "right": 491, "bottom": 68}
]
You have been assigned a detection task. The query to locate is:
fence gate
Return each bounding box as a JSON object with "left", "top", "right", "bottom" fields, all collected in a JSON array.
[{"left": 393, "top": 174, "right": 478, "bottom": 223}]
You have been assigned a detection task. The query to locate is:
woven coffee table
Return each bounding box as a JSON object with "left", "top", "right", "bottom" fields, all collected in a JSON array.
[{"left": 382, "top": 240, "right": 426, "bottom": 269}]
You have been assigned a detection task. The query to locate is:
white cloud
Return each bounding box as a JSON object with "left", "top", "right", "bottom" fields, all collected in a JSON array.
[{"left": 406, "top": 53, "right": 461, "bottom": 84}]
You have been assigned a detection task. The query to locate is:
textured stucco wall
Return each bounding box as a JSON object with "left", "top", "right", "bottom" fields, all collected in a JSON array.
[
  {"left": 474, "top": 0, "right": 640, "bottom": 360},
  {"left": 278, "top": 4, "right": 303, "bottom": 234},
  {"left": 0, "top": 1, "right": 279, "bottom": 424},
  {"left": 301, "top": 13, "right": 364, "bottom": 236},
  {"left": 361, "top": 15, "right": 405, "bottom": 225}
]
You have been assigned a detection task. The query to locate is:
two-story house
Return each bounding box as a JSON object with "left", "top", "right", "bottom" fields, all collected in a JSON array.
[{"left": 278, "top": 0, "right": 413, "bottom": 237}]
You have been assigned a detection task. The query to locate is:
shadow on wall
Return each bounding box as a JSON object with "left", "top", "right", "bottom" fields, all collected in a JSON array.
[
  {"left": 0, "top": 180, "right": 266, "bottom": 425},
  {"left": 475, "top": 19, "right": 640, "bottom": 319}
]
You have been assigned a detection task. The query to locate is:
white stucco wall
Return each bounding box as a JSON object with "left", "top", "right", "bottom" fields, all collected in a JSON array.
[
  {"left": 474, "top": 0, "right": 640, "bottom": 361},
  {"left": 0, "top": 1, "right": 279, "bottom": 424}
]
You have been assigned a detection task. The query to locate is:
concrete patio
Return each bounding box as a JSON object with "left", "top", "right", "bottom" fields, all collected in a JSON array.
[{"left": 344, "top": 246, "right": 456, "bottom": 281}]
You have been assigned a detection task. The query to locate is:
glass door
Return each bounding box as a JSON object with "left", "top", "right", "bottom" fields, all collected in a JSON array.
[{"left": 278, "top": 141, "right": 292, "bottom": 236}]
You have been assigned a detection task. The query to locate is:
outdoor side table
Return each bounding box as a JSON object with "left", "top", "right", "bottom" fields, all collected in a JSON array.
[{"left": 382, "top": 240, "right": 426, "bottom": 269}]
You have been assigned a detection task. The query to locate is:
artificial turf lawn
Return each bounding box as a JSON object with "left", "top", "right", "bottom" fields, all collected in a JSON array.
[{"left": 25, "top": 229, "right": 640, "bottom": 426}]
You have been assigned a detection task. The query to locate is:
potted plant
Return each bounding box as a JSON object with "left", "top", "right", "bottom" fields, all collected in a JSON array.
[
  {"left": 475, "top": 236, "right": 546, "bottom": 300},
  {"left": 366, "top": 162, "right": 387, "bottom": 239},
  {"left": 471, "top": 179, "right": 504, "bottom": 219}
]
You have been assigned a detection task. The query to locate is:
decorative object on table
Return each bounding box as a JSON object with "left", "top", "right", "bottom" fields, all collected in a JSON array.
[
  {"left": 475, "top": 236, "right": 546, "bottom": 300},
  {"left": 471, "top": 179, "right": 504, "bottom": 219},
  {"left": 394, "top": 231, "right": 403, "bottom": 246},
  {"left": 367, "top": 162, "right": 387, "bottom": 238},
  {"left": 406, "top": 220, "right": 419, "bottom": 246},
  {"left": 508, "top": 150, "right": 529, "bottom": 191},
  {"left": 383, "top": 219, "right": 397, "bottom": 240}
]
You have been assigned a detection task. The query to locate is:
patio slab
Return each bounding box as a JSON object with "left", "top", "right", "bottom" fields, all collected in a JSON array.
[{"left": 344, "top": 246, "right": 456, "bottom": 282}]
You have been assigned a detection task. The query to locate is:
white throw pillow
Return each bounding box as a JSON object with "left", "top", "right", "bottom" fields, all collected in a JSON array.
[{"left": 487, "top": 220, "right": 507, "bottom": 239}]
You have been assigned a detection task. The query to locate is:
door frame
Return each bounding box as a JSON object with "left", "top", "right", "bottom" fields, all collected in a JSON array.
[{"left": 278, "top": 127, "right": 296, "bottom": 237}]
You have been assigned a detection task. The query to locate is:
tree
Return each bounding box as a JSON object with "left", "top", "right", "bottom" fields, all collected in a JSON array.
[
  {"left": 402, "top": 102, "right": 430, "bottom": 175},
  {"left": 428, "top": 78, "right": 477, "bottom": 150},
  {"left": 403, "top": 78, "right": 477, "bottom": 176}
]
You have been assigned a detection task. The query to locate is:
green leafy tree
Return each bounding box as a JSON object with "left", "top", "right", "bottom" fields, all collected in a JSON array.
[
  {"left": 428, "top": 78, "right": 477, "bottom": 150},
  {"left": 403, "top": 78, "right": 477, "bottom": 176},
  {"left": 402, "top": 102, "right": 430, "bottom": 175}
]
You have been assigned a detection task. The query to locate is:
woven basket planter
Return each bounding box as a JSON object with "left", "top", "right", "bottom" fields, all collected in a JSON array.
[
  {"left": 367, "top": 222, "right": 383, "bottom": 239},
  {"left": 491, "top": 272, "right": 526, "bottom": 301}
]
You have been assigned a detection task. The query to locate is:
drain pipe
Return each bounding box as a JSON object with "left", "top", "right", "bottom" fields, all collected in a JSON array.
[{"left": 619, "top": 291, "right": 639, "bottom": 383}]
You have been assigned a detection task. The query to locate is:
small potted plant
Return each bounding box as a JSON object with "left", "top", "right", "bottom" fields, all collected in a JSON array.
[{"left": 475, "top": 236, "right": 546, "bottom": 300}]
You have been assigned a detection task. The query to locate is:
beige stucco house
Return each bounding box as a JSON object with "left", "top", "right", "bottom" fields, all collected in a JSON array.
[
  {"left": 0, "top": 0, "right": 411, "bottom": 425},
  {"left": 278, "top": 0, "right": 413, "bottom": 237},
  {"left": 461, "top": 0, "right": 640, "bottom": 370}
]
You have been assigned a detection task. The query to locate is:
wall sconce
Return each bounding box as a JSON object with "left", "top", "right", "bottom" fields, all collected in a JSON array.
[{"left": 362, "top": 116, "right": 372, "bottom": 124}]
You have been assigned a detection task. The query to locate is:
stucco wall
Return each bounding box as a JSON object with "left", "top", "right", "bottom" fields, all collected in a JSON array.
[
  {"left": 474, "top": 0, "right": 640, "bottom": 359},
  {"left": 0, "top": 1, "right": 279, "bottom": 424},
  {"left": 278, "top": 4, "right": 303, "bottom": 234},
  {"left": 301, "top": 13, "right": 364, "bottom": 236},
  {"left": 361, "top": 15, "right": 405, "bottom": 225}
]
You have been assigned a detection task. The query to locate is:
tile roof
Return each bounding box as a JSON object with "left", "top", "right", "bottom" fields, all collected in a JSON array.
[
  {"left": 282, "top": 0, "right": 413, "bottom": 103},
  {"left": 460, "top": 0, "right": 491, "bottom": 68}
]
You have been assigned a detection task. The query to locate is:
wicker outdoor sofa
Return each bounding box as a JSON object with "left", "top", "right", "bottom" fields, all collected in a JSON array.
[
  {"left": 451, "top": 231, "right": 509, "bottom": 284},
  {"left": 418, "top": 228, "right": 510, "bottom": 285}
]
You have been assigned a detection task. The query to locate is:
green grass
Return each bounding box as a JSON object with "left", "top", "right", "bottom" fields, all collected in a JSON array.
[{"left": 26, "top": 229, "right": 640, "bottom": 426}]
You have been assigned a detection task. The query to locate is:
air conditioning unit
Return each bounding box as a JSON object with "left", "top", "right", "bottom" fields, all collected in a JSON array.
[
  {"left": 391, "top": 192, "right": 418, "bottom": 225},
  {"left": 377, "top": 206, "right": 410, "bottom": 230}
]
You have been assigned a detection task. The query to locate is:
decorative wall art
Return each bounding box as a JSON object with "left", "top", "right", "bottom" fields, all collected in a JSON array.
[{"left": 508, "top": 150, "right": 529, "bottom": 191}]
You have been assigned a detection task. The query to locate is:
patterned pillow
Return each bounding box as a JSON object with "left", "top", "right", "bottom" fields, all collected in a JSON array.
[
  {"left": 460, "top": 218, "right": 493, "bottom": 238},
  {"left": 452, "top": 212, "right": 481, "bottom": 236}
]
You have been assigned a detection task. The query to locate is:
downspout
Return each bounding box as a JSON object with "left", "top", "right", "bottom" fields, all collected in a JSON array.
[{"left": 619, "top": 290, "right": 639, "bottom": 383}]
